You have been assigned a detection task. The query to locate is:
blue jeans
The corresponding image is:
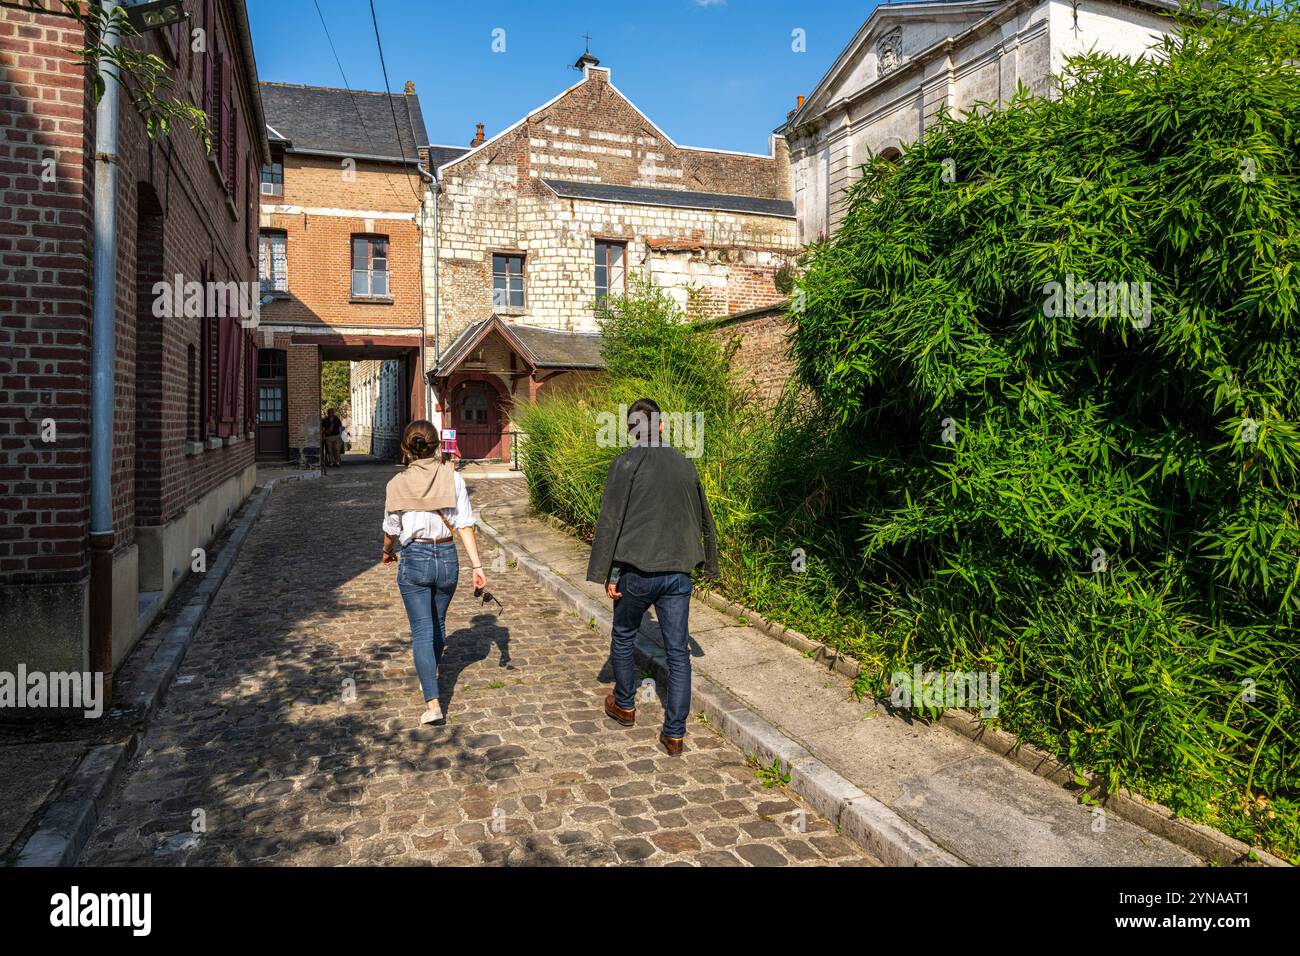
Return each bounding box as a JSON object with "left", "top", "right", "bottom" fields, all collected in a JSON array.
[
  {"left": 610, "top": 566, "right": 693, "bottom": 738},
  {"left": 396, "top": 540, "right": 458, "bottom": 701}
]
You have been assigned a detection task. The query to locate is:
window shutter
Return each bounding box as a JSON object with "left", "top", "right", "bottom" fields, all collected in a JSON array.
[
  {"left": 216, "top": 308, "right": 230, "bottom": 436},
  {"left": 246, "top": 154, "right": 255, "bottom": 250},
  {"left": 216, "top": 288, "right": 243, "bottom": 434},
  {"left": 220, "top": 54, "right": 233, "bottom": 188},
  {"left": 199, "top": 263, "right": 208, "bottom": 438},
  {"left": 202, "top": 1, "right": 216, "bottom": 133},
  {"left": 226, "top": 103, "right": 238, "bottom": 199},
  {"left": 244, "top": 333, "right": 256, "bottom": 433}
]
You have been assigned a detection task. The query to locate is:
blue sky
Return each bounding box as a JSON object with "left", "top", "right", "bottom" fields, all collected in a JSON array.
[{"left": 248, "top": 0, "right": 880, "bottom": 154}]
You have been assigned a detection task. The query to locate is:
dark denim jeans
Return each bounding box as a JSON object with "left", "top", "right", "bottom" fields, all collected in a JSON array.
[
  {"left": 396, "top": 540, "right": 458, "bottom": 701},
  {"left": 610, "top": 566, "right": 693, "bottom": 738}
]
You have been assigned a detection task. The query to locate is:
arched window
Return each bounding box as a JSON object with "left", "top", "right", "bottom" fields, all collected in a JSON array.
[{"left": 461, "top": 390, "right": 489, "bottom": 425}]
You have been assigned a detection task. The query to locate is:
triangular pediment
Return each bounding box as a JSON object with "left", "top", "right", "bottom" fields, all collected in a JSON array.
[{"left": 789, "top": 0, "right": 1005, "bottom": 126}]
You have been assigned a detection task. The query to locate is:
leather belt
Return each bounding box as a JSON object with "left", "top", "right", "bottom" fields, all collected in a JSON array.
[{"left": 411, "top": 536, "right": 453, "bottom": 544}]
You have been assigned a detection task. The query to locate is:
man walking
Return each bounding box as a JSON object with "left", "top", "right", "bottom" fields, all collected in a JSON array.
[
  {"left": 321, "top": 407, "right": 343, "bottom": 467},
  {"left": 587, "top": 398, "right": 717, "bottom": 756}
]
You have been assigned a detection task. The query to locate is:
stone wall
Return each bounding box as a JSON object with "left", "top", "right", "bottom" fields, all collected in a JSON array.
[
  {"left": 350, "top": 358, "right": 403, "bottom": 460},
  {"left": 425, "top": 65, "right": 798, "bottom": 344}
]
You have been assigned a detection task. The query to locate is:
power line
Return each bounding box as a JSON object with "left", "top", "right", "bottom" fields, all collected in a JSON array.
[
  {"left": 310, "top": 0, "right": 416, "bottom": 207},
  {"left": 368, "top": 0, "right": 422, "bottom": 203}
]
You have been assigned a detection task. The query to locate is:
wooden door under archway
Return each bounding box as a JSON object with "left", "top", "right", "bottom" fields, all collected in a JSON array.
[
  {"left": 255, "top": 348, "right": 288, "bottom": 459},
  {"left": 450, "top": 379, "right": 505, "bottom": 460}
]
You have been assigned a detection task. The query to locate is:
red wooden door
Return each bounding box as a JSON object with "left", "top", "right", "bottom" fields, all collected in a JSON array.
[{"left": 452, "top": 381, "right": 504, "bottom": 460}]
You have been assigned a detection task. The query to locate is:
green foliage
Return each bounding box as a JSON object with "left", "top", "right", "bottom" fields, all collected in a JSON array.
[
  {"left": 518, "top": 3, "right": 1300, "bottom": 861},
  {"left": 752, "top": 756, "right": 791, "bottom": 789},
  {"left": 519, "top": 276, "right": 767, "bottom": 540},
  {"left": 28, "top": 1, "right": 211, "bottom": 148},
  {"left": 778, "top": 1, "right": 1299, "bottom": 858},
  {"left": 320, "top": 361, "right": 351, "bottom": 417}
]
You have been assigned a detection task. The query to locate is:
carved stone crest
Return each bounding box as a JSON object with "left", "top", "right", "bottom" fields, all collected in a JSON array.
[{"left": 877, "top": 26, "right": 903, "bottom": 77}]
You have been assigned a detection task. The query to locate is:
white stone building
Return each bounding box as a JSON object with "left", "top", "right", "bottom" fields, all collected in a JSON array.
[
  {"left": 349, "top": 358, "right": 404, "bottom": 460},
  {"left": 422, "top": 52, "right": 798, "bottom": 461},
  {"left": 782, "top": 0, "right": 1178, "bottom": 242}
]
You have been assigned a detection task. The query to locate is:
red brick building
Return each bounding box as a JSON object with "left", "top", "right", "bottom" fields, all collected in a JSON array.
[
  {"left": 0, "top": 1, "right": 266, "bottom": 679},
  {"left": 255, "top": 81, "right": 454, "bottom": 463}
]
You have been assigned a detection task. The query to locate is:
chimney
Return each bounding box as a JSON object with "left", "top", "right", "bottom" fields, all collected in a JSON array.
[
  {"left": 796, "top": 95, "right": 805, "bottom": 109},
  {"left": 403, "top": 80, "right": 415, "bottom": 94},
  {"left": 470, "top": 122, "right": 485, "bottom": 147}
]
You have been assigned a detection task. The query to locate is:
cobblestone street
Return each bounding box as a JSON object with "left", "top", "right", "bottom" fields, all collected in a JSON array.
[{"left": 82, "top": 463, "right": 876, "bottom": 866}]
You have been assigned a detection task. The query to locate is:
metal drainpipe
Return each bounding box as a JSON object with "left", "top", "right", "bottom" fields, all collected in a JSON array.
[
  {"left": 415, "top": 171, "right": 427, "bottom": 422},
  {"left": 416, "top": 161, "right": 436, "bottom": 424},
  {"left": 431, "top": 172, "right": 442, "bottom": 428},
  {"left": 89, "top": 0, "right": 122, "bottom": 701}
]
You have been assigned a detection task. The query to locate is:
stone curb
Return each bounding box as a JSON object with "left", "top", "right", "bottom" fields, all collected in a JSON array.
[
  {"left": 15, "top": 744, "right": 128, "bottom": 867},
  {"left": 476, "top": 514, "right": 964, "bottom": 866},
  {"left": 14, "top": 473, "right": 309, "bottom": 867}
]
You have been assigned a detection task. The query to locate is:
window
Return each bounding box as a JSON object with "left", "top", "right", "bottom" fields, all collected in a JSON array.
[
  {"left": 259, "top": 230, "right": 287, "bottom": 293},
  {"left": 492, "top": 253, "right": 524, "bottom": 310},
  {"left": 258, "top": 349, "right": 287, "bottom": 379},
  {"left": 261, "top": 159, "right": 283, "bottom": 197},
  {"left": 351, "top": 235, "right": 389, "bottom": 298},
  {"left": 258, "top": 385, "right": 283, "bottom": 424},
  {"left": 461, "top": 390, "right": 489, "bottom": 425},
  {"left": 595, "top": 241, "right": 626, "bottom": 304}
]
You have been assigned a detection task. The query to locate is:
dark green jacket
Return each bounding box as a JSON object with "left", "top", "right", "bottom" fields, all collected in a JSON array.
[{"left": 585, "top": 444, "right": 719, "bottom": 584}]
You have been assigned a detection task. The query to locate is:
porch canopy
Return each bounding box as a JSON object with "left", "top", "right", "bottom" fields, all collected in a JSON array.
[{"left": 427, "top": 316, "right": 604, "bottom": 459}]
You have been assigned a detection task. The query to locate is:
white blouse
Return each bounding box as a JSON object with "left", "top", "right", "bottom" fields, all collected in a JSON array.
[{"left": 382, "top": 470, "right": 476, "bottom": 545}]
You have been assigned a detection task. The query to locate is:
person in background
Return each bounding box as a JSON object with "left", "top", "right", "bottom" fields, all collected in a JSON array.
[
  {"left": 321, "top": 408, "right": 344, "bottom": 467},
  {"left": 382, "top": 420, "right": 486, "bottom": 726},
  {"left": 586, "top": 398, "right": 718, "bottom": 756}
]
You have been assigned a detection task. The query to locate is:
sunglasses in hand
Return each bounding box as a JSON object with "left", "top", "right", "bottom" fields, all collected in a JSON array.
[{"left": 474, "top": 586, "right": 505, "bottom": 614}]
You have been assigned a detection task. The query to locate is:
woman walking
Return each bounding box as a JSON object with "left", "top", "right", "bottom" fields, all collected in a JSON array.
[{"left": 382, "top": 420, "right": 486, "bottom": 726}]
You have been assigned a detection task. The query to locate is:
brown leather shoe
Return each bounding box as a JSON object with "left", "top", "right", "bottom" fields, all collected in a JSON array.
[
  {"left": 604, "top": 693, "right": 635, "bottom": 727},
  {"left": 658, "top": 732, "right": 684, "bottom": 757}
]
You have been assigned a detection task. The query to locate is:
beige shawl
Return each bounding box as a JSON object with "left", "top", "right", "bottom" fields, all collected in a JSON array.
[{"left": 385, "top": 458, "right": 457, "bottom": 513}]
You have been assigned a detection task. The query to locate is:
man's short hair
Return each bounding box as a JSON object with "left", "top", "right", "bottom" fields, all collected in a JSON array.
[{"left": 627, "top": 397, "right": 661, "bottom": 445}]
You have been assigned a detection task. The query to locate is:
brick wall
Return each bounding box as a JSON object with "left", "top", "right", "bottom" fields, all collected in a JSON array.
[
  {"left": 0, "top": 0, "right": 263, "bottom": 584},
  {"left": 258, "top": 155, "right": 424, "bottom": 330},
  {"left": 706, "top": 303, "right": 798, "bottom": 408},
  {"left": 284, "top": 332, "right": 322, "bottom": 456},
  {"left": 0, "top": 2, "right": 94, "bottom": 581}
]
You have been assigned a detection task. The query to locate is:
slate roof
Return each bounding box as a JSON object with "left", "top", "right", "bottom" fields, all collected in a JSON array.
[
  {"left": 542, "top": 179, "right": 795, "bottom": 219},
  {"left": 426, "top": 144, "right": 471, "bottom": 168},
  {"left": 260, "top": 82, "right": 433, "bottom": 164},
  {"left": 512, "top": 325, "right": 604, "bottom": 369},
  {"left": 435, "top": 318, "right": 605, "bottom": 376}
]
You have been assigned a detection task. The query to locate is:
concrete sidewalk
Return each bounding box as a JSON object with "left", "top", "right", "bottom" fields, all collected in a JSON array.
[{"left": 477, "top": 497, "right": 1205, "bottom": 867}]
